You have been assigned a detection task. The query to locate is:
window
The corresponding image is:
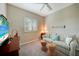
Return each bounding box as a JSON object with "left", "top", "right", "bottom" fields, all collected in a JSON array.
[{"left": 24, "top": 17, "right": 38, "bottom": 32}]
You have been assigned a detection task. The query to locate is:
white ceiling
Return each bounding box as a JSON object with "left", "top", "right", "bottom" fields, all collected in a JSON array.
[{"left": 9, "top": 3, "right": 73, "bottom": 17}]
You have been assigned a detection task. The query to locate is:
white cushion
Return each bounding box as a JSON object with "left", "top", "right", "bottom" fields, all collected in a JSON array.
[
  {"left": 53, "top": 41, "right": 70, "bottom": 50},
  {"left": 43, "top": 38, "right": 52, "bottom": 42},
  {"left": 65, "top": 37, "right": 73, "bottom": 46}
]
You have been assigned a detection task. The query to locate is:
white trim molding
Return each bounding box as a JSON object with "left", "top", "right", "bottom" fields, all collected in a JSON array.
[{"left": 20, "top": 39, "right": 38, "bottom": 46}]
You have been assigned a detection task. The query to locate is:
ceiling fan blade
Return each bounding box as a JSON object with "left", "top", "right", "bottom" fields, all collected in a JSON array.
[
  {"left": 40, "top": 4, "right": 45, "bottom": 11},
  {"left": 45, "top": 3, "right": 52, "bottom": 10},
  {"left": 40, "top": 3, "right": 52, "bottom": 11}
]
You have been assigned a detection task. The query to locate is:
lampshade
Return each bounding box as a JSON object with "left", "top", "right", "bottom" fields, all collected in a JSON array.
[{"left": 41, "top": 24, "right": 47, "bottom": 34}]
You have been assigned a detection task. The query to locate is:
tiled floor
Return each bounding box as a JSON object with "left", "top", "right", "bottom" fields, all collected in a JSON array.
[{"left": 19, "top": 40, "right": 65, "bottom": 56}]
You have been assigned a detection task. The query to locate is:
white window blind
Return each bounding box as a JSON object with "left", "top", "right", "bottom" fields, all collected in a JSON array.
[{"left": 24, "top": 17, "right": 38, "bottom": 32}]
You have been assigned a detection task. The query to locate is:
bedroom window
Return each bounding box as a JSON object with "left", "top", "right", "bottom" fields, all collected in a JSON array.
[{"left": 24, "top": 17, "right": 38, "bottom": 32}]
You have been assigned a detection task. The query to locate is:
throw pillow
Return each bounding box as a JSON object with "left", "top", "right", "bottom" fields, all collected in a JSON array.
[
  {"left": 50, "top": 34, "right": 60, "bottom": 41},
  {"left": 65, "top": 37, "right": 72, "bottom": 46}
]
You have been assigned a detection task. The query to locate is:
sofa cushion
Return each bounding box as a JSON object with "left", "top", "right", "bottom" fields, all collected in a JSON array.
[
  {"left": 53, "top": 41, "right": 70, "bottom": 50},
  {"left": 56, "top": 45, "right": 69, "bottom": 55},
  {"left": 43, "top": 38, "right": 52, "bottom": 42}
]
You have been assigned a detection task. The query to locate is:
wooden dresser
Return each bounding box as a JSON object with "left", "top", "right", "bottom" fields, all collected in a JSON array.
[{"left": 0, "top": 33, "right": 20, "bottom": 56}]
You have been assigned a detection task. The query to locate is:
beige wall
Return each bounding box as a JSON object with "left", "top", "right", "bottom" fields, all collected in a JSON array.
[
  {"left": 46, "top": 4, "right": 79, "bottom": 39},
  {"left": 0, "top": 3, "right": 7, "bottom": 17},
  {"left": 7, "top": 4, "right": 45, "bottom": 44}
]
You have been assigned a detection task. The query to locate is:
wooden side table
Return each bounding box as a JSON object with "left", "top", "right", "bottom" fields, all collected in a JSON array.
[
  {"left": 47, "top": 43, "right": 56, "bottom": 56},
  {"left": 40, "top": 40, "right": 47, "bottom": 52}
]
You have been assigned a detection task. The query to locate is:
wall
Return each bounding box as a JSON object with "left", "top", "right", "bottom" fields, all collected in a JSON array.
[
  {"left": 0, "top": 3, "right": 7, "bottom": 17},
  {"left": 46, "top": 4, "right": 79, "bottom": 40},
  {"left": 7, "top": 4, "right": 45, "bottom": 45}
]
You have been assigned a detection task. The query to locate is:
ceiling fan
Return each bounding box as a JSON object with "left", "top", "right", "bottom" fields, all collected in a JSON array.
[{"left": 40, "top": 3, "right": 52, "bottom": 11}]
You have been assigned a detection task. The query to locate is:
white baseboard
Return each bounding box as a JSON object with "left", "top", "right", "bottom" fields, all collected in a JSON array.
[{"left": 20, "top": 39, "right": 38, "bottom": 46}]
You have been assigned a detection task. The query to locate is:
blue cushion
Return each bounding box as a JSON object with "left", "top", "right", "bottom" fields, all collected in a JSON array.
[{"left": 50, "top": 34, "right": 60, "bottom": 41}]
